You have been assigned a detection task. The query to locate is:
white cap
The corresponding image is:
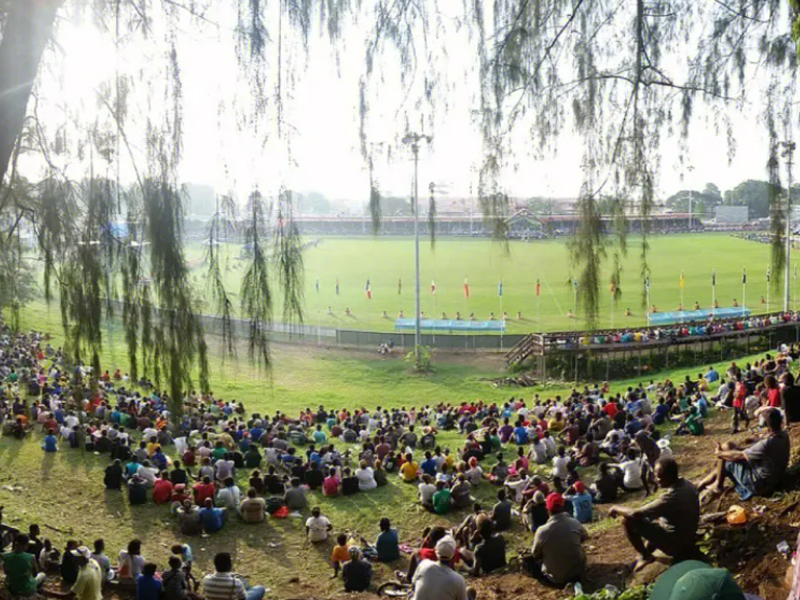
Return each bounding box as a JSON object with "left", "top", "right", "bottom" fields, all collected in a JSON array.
[{"left": 435, "top": 535, "right": 457, "bottom": 561}]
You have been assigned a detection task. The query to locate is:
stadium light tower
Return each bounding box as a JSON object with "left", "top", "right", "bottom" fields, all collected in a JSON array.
[
  {"left": 402, "top": 131, "right": 432, "bottom": 362},
  {"left": 782, "top": 140, "right": 796, "bottom": 312}
]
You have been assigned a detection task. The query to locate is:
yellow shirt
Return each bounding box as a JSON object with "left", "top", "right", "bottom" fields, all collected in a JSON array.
[
  {"left": 146, "top": 442, "right": 160, "bottom": 457},
  {"left": 72, "top": 559, "right": 103, "bottom": 600},
  {"left": 400, "top": 461, "right": 419, "bottom": 482}
]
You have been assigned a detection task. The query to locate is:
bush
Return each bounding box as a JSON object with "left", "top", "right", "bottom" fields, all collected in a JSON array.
[{"left": 405, "top": 345, "right": 433, "bottom": 372}]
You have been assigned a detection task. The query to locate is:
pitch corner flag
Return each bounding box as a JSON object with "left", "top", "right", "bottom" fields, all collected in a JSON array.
[
  {"left": 365, "top": 278, "right": 372, "bottom": 300},
  {"left": 464, "top": 278, "right": 470, "bottom": 300},
  {"left": 742, "top": 268, "right": 747, "bottom": 285},
  {"left": 430, "top": 280, "right": 436, "bottom": 295},
  {"left": 535, "top": 279, "right": 541, "bottom": 297},
  {"left": 712, "top": 269, "right": 716, "bottom": 287},
  {"left": 498, "top": 280, "right": 504, "bottom": 297}
]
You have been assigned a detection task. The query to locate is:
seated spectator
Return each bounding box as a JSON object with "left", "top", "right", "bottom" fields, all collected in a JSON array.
[
  {"left": 177, "top": 500, "right": 203, "bottom": 536},
  {"left": 697, "top": 408, "right": 790, "bottom": 500},
  {"left": 70, "top": 546, "right": 103, "bottom": 600},
  {"left": 375, "top": 517, "right": 400, "bottom": 563},
  {"left": 419, "top": 474, "right": 437, "bottom": 510},
  {"left": 342, "top": 547, "right": 372, "bottom": 592},
  {"left": 491, "top": 489, "right": 512, "bottom": 531},
  {"left": 399, "top": 453, "right": 420, "bottom": 483},
  {"left": 193, "top": 476, "right": 216, "bottom": 506},
  {"left": 239, "top": 488, "right": 266, "bottom": 523},
  {"left": 216, "top": 478, "right": 241, "bottom": 510},
  {"left": 305, "top": 507, "right": 332, "bottom": 543},
  {"left": 522, "top": 491, "right": 549, "bottom": 532},
  {"left": 591, "top": 462, "right": 618, "bottom": 504},
  {"left": 331, "top": 533, "right": 350, "bottom": 578},
  {"left": 161, "top": 556, "right": 188, "bottom": 600},
  {"left": 341, "top": 468, "right": 360, "bottom": 495},
  {"left": 471, "top": 516, "right": 506, "bottom": 575},
  {"left": 153, "top": 472, "right": 174, "bottom": 504},
  {"left": 202, "top": 552, "right": 265, "bottom": 600},
  {"left": 355, "top": 460, "right": 377, "bottom": 491},
  {"left": 323, "top": 468, "right": 340, "bottom": 497},
  {"left": 528, "top": 493, "right": 588, "bottom": 586},
  {"left": 649, "top": 559, "right": 764, "bottom": 600},
  {"left": 2, "top": 534, "right": 46, "bottom": 596},
  {"left": 136, "top": 562, "right": 162, "bottom": 600},
  {"left": 566, "top": 481, "right": 593, "bottom": 524},
  {"left": 451, "top": 474, "right": 473, "bottom": 509},
  {"left": 609, "top": 457, "right": 700, "bottom": 571},
  {"left": 409, "top": 536, "right": 471, "bottom": 600},
  {"left": 104, "top": 459, "right": 124, "bottom": 490},
  {"left": 284, "top": 478, "right": 308, "bottom": 510},
  {"left": 432, "top": 481, "right": 453, "bottom": 515},
  {"left": 90, "top": 539, "right": 111, "bottom": 582},
  {"left": 117, "top": 539, "right": 145, "bottom": 584},
  {"left": 199, "top": 498, "right": 226, "bottom": 533}
]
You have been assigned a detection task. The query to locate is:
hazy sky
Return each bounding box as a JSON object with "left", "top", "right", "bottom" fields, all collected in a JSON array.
[{"left": 38, "top": 2, "right": 791, "bottom": 205}]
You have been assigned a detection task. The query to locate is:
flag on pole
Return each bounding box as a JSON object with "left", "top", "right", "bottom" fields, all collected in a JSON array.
[
  {"left": 795, "top": 265, "right": 798, "bottom": 281},
  {"left": 315, "top": 278, "right": 319, "bottom": 293},
  {"left": 335, "top": 278, "right": 340, "bottom": 295},
  {"left": 610, "top": 279, "right": 616, "bottom": 295},
  {"left": 742, "top": 268, "right": 747, "bottom": 284},
  {"left": 767, "top": 268, "right": 771, "bottom": 283},
  {"left": 430, "top": 280, "right": 437, "bottom": 295},
  {"left": 535, "top": 279, "right": 541, "bottom": 297},
  {"left": 711, "top": 269, "right": 716, "bottom": 287},
  {"left": 464, "top": 278, "right": 470, "bottom": 299},
  {"left": 679, "top": 272, "right": 685, "bottom": 290},
  {"left": 398, "top": 278, "right": 402, "bottom": 295},
  {"left": 365, "top": 278, "right": 372, "bottom": 300},
  {"left": 498, "top": 280, "right": 504, "bottom": 297},
  {"left": 573, "top": 278, "right": 578, "bottom": 290}
]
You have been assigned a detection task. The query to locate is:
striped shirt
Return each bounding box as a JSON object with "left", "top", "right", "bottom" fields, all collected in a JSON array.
[{"left": 202, "top": 573, "right": 245, "bottom": 600}]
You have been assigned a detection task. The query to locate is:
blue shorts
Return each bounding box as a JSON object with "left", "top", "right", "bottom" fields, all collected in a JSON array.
[{"left": 724, "top": 461, "right": 757, "bottom": 500}]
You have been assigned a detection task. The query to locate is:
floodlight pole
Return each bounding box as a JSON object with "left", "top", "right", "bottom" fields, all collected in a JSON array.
[
  {"left": 403, "top": 131, "right": 432, "bottom": 362},
  {"left": 783, "top": 141, "right": 796, "bottom": 313}
]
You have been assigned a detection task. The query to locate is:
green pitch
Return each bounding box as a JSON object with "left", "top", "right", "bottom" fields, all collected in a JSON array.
[{"left": 191, "top": 233, "right": 787, "bottom": 333}]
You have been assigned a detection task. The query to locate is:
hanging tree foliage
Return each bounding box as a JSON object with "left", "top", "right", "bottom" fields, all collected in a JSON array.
[{"left": 0, "top": 0, "right": 797, "bottom": 411}]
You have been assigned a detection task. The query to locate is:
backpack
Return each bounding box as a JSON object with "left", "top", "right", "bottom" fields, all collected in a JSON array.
[{"left": 265, "top": 496, "right": 285, "bottom": 515}]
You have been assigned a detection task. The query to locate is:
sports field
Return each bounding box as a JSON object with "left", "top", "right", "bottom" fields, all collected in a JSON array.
[{"left": 188, "top": 233, "right": 787, "bottom": 333}]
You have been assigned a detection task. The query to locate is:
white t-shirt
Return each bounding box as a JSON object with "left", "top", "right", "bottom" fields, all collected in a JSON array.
[
  {"left": 551, "top": 455, "right": 570, "bottom": 479},
  {"left": 216, "top": 486, "right": 241, "bottom": 509},
  {"left": 418, "top": 482, "right": 437, "bottom": 504},
  {"left": 305, "top": 516, "right": 331, "bottom": 542},
  {"left": 529, "top": 442, "right": 548, "bottom": 464},
  {"left": 616, "top": 459, "right": 644, "bottom": 489},
  {"left": 465, "top": 467, "right": 483, "bottom": 487},
  {"left": 355, "top": 467, "right": 377, "bottom": 491},
  {"left": 136, "top": 465, "right": 158, "bottom": 486},
  {"left": 117, "top": 551, "right": 145, "bottom": 580}
]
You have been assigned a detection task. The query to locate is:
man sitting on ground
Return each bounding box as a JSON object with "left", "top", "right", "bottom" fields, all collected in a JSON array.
[
  {"left": 529, "top": 493, "right": 589, "bottom": 587},
  {"left": 609, "top": 457, "right": 700, "bottom": 571},
  {"left": 697, "top": 408, "right": 790, "bottom": 500},
  {"left": 2, "top": 534, "right": 46, "bottom": 596},
  {"left": 410, "top": 535, "right": 475, "bottom": 600},
  {"left": 202, "top": 552, "right": 265, "bottom": 600}
]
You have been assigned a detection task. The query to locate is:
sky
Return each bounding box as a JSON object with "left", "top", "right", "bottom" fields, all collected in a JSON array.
[{"left": 32, "top": 1, "right": 794, "bottom": 206}]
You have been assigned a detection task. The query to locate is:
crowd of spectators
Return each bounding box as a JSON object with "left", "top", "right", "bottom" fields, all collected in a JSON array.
[{"left": 0, "top": 326, "right": 797, "bottom": 599}]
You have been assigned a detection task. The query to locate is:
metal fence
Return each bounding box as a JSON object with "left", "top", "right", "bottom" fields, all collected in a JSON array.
[{"left": 103, "top": 299, "right": 524, "bottom": 352}]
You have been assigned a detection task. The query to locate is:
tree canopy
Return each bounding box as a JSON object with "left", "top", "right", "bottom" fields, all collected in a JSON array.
[{"left": 0, "top": 0, "right": 798, "bottom": 405}]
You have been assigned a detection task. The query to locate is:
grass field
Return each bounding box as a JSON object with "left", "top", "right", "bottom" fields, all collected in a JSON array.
[{"left": 185, "top": 233, "right": 789, "bottom": 333}]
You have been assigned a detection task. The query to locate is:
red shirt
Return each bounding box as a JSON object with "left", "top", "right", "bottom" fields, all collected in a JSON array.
[
  {"left": 193, "top": 482, "right": 215, "bottom": 506},
  {"left": 768, "top": 388, "right": 781, "bottom": 408},
  {"left": 153, "top": 479, "right": 174, "bottom": 504},
  {"left": 603, "top": 403, "right": 618, "bottom": 418},
  {"left": 419, "top": 547, "right": 462, "bottom": 564}
]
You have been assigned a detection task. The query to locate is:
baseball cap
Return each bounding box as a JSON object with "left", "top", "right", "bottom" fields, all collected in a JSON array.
[
  {"left": 650, "top": 561, "right": 759, "bottom": 600},
  {"left": 545, "top": 492, "right": 565, "bottom": 512},
  {"left": 70, "top": 546, "right": 92, "bottom": 559},
  {"left": 435, "top": 535, "right": 457, "bottom": 561},
  {"left": 574, "top": 481, "right": 587, "bottom": 494}
]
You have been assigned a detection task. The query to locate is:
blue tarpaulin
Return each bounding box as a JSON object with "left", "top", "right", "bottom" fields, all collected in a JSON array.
[
  {"left": 648, "top": 307, "right": 751, "bottom": 326},
  {"left": 394, "top": 318, "right": 506, "bottom": 332}
]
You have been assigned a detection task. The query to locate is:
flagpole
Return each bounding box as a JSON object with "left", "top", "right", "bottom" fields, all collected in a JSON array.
[
  {"left": 743, "top": 268, "right": 746, "bottom": 311},
  {"left": 712, "top": 270, "right": 716, "bottom": 316}
]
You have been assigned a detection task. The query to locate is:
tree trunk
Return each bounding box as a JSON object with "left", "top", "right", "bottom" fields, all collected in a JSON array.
[{"left": 0, "top": 0, "right": 63, "bottom": 186}]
